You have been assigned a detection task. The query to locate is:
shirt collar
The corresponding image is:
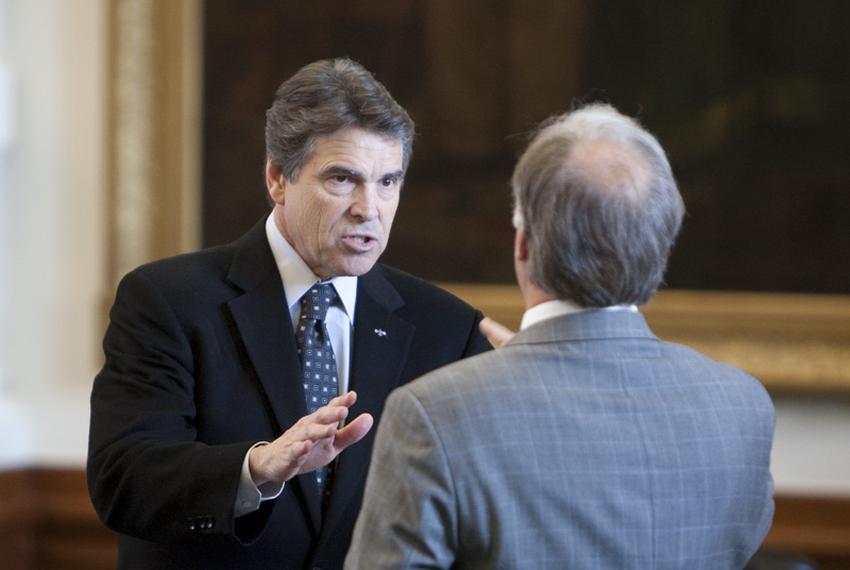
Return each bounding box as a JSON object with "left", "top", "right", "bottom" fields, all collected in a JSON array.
[
  {"left": 520, "top": 299, "right": 638, "bottom": 330},
  {"left": 265, "top": 214, "right": 358, "bottom": 322}
]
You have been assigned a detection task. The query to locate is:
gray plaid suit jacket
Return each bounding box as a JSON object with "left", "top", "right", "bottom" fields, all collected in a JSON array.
[{"left": 346, "top": 309, "right": 775, "bottom": 569}]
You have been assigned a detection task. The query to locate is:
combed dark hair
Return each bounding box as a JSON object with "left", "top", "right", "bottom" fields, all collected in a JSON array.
[
  {"left": 265, "top": 58, "right": 415, "bottom": 181},
  {"left": 512, "top": 104, "right": 685, "bottom": 307}
]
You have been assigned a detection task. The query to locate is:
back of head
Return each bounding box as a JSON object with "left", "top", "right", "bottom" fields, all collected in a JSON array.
[
  {"left": 512, "top": 104, "right": 684, "bottom": 307},
  {"left": 265, "top": 58, "right": 415, "bottom": 181}
]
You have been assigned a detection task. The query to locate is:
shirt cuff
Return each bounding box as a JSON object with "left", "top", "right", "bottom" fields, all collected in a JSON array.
[{"left": 234, "top": 442, "right": 285, "bottom": 518}]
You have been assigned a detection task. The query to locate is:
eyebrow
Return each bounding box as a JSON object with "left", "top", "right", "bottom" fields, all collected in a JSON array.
[
  {"left": 321, "top": 165, "right": 405, "bottom": 181},
  {"left": 382, "top": 169, "right": 405, "bottom": 181},
  {"left": 321, "top": 165, "right": 363, "bottom": 181}
]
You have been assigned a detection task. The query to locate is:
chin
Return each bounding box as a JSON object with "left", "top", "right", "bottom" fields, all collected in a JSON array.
[{"left": 339, "top": 257, "right": 380, "bottom": 277}]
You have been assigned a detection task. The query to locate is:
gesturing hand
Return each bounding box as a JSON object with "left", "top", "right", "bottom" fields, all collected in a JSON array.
[
  {"left": 248, "top": 391, "right": 373, "bottom": 486},
  {"left": 479, "top": 316, "right": 516, "bottom": 348}
]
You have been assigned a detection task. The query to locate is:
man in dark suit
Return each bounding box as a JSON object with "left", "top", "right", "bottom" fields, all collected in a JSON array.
[
  {"left": 87, "top": 58, "right": 490, "bottom": 569},
  {"left": 347, "top": 104, "right": 775, "bottom": 569}
]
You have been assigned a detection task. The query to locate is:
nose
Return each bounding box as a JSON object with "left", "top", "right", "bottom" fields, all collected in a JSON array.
[{"left": 349, "top": 185, "right": 379, "bottom": 221}]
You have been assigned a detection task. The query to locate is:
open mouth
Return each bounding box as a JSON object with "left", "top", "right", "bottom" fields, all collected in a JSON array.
[{"left": 342, "top": 234, "right": 378, "bottom": 251}]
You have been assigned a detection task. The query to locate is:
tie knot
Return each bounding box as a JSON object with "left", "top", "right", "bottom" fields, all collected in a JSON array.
[{"left": 299, "top": 283, "right": 338, "bottom": 322}]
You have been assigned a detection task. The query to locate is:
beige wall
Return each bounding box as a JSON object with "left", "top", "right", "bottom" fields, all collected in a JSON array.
[{"left": 0, "top": 0, "right": 106, "bottom": 465}]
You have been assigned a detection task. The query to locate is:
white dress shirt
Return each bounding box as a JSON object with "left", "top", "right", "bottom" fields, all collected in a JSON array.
[
  {"left": 234, "top": 214, "right": 358, "bottom": 517},
  {"left": 520, "top": 299, "right": 638, "bottom": 330}
]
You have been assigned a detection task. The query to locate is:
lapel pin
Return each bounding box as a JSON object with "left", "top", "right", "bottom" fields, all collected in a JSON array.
[{"left": 373, "top": 328, "right": 387, "bottom": 337}]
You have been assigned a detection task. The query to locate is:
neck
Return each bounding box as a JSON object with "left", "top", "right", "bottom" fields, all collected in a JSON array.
[
  {"left": 514, "top": 252, "right": 555, "bottom": 310},
  {"left": 519, "top": 279, "right": 556, "bottom": 311}
]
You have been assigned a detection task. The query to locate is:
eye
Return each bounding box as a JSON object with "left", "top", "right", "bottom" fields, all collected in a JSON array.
[
  {"left": 380, "top": 176, "right": 398, "bottom": 188},
  {"left": 325, "top": 173, "right": 356, "bottom": 193}
]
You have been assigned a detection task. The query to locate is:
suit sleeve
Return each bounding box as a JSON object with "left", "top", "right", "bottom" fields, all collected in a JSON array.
[
  {"left": 345, "top": 386, "right": 457, "bottom": 569},
  {"left": 87, "top": 269, "right": 264, "bottom": 544},
  {"left": 464, "top": 310, "right": 494, "bottom": 356}
]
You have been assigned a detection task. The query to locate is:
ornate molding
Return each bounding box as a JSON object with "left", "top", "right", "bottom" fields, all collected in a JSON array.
[
  {"left": 107, "top": 0, "right": 200, "bottom": 290},
  {"left": 441, "top": 284, "right": 850, "bottom": 393},
  {"left": 111, "top": 0, "right": 155, "bottom": 284}
]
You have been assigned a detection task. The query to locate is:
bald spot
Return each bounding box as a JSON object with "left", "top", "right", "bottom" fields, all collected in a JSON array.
[{"left": 567, "top": 138, "right": 651, "bottom": 202}]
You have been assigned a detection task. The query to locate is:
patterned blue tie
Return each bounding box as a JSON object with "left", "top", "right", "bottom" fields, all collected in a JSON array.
[{"left": 296, "top": 282, "right": 339, "bottom": 496}]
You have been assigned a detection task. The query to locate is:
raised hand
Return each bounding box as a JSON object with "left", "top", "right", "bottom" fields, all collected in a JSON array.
[{"left": 248, "top": 391, "right": 374, "bottom": 485}]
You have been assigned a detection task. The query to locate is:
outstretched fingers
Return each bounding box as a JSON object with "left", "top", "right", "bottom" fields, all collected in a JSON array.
[
  {"left": 333, "top": 413, "right": 374, "bottom": 450},
  {"left": 310, "top": 404, "right": 349, "bottom": 427},
  {"left": 328, "top": 390, "right": 358, "bottom": 409},
  {"left": 253, "top": 391, "right": 371, "bottom": 482}
]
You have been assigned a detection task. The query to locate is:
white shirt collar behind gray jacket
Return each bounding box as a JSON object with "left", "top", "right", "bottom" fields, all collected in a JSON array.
[{"left": 521, "top": 299, "right": 638, "bottom": 331}]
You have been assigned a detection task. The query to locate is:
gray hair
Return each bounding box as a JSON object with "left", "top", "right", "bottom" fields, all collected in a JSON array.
[
  {"left": 265, "top": 58, "right": 415, "bottom": 181},
  {"left": 511, "top": 103, "right": 684, "bottom": 307}
]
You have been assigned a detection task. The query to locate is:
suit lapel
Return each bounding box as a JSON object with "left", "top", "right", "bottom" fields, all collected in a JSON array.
[
  {"left": 224, "top": 219, "right": 322, "bottom": 532},
  {"left": 320, "top": 266, "right": 414, "bottom": 539}
]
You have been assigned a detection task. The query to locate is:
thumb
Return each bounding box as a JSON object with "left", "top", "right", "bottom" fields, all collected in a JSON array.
[{"left": 333, "top": 413, "right": 374, "bottom": 451}]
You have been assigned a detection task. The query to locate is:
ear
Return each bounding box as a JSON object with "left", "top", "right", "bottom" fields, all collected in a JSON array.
[
  {"left": 514, "top": 226, "right": 529, "bottom": 262},
  {"left": 265, "top": 159, "right": 287, "bottom": 205},
  {"left": 513, "top": 225, "right": 532, "bottom": 303}
]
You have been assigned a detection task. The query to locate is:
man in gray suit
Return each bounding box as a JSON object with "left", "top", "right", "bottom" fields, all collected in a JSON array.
[{"left": 345, "top": 104, "right": 775, "bottom": 569}]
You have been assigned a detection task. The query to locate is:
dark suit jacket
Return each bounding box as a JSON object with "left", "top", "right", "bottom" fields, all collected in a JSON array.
[{"left": 87, "top": 219, "right": 491, "bottom": 570}]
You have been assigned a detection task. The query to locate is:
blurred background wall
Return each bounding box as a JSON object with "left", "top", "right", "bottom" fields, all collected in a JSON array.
[
  {"left": 0, "top": 1, "right": 848, "bottom": 568},
  {"left": 202, "top": 1, "right": 850, "bottom": 293},
  {"left": 0, "top": 0, "right": 106, "bottom": 465}
]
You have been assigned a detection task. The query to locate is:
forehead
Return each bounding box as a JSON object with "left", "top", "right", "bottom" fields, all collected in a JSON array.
[{"left": 308, "top": 127, "right": 403, "bottom": 170}]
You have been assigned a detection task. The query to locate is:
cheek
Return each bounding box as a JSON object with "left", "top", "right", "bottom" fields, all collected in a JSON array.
[
  {"left": 288, "top": 202, "right": 325, "bottom": 250},
  {"left": 288, "top": 205, "right": 311, "bottom": 238},
  {"left": 380, "top": 198, "right": 400, "bottom": 229},
  {"left": 317, "top": 201, "right": 348, "bottom": 240}
]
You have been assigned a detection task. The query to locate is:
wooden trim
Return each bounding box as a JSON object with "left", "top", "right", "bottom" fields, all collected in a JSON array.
[
  {"left": 107, "top": 0, "right": 201, "bottom": 293},
  {"left": 441, "top": 283, "right": 850, "bottom": 393},
  {"left": 765, "top": 495, "right": 850, "bottom": 556},
  {"left": 0, "top": 468, "right": 117, "bottom": 570},
  {"left": 154, "top": 0, "right": 202, "bottom": 259},
  {"left": 2, "top": 468, "right": 849, "bottom": 568},
  {"left": 0, "top": 470, "right": 34, "bottom": 569}
]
